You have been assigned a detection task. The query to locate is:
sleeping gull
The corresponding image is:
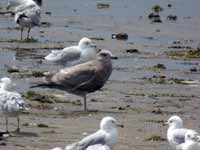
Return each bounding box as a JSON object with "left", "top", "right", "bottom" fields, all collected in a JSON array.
[
  {"left": 166, "top": 115, "right": 197, "bottom": 150},
  {"left": 0, "top": 77, "right": 26, "bottom": 133},
  {"left": 176, "top": 130, "right": 200, "bottom": 150},
  {"left": 7, "top": 0, "right": 41, "bottom": 40},
  {"left": 45, "top": 37, "right": 98, "bottom": 67},
  {"left": 51, "top": 145, "right": 111, "bottom": 150},
  {"left": 31, "top": 50, "right": 115, "bottom": 111},
  {"left": 65, "top": 116, "right": 123, "bottom": 150}
]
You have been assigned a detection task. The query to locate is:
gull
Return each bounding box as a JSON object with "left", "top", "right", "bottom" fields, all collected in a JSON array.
[
  {"left": 31, "top": 50, "right": 115, "bottom": 111},
  {"left": 65, "top": 116, "right": 123, "bottom": 150},
  {"left": 7, "top": 0, "right": 41, "bottom": 40},
  {"left": 166, "top": 115, "right": 197, "bottom": 150},
  {"left": 0, "top": 77, "right": 26, "bottom": 133},
  {"left": 51, "top": 145, "right": 111, "bottom": 150},
  {"left": 176, "top": 130, "right": 200, "bottom": 150},
  {"left": 45, "top": 37, "right": 98, "bottom": 67}
]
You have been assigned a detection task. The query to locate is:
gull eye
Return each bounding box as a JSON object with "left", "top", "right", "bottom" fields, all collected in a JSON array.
[
  {"left": 85, "top": 42, "right": 89, "bottom": 45},
  {"left": 169, "top": 120, "right": 173, "bottom": 123}
]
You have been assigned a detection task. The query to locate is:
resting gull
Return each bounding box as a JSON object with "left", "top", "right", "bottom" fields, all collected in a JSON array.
[
  {"left": 176, "top": 130, "right": 200, "bottom": 150},
  {"left": 7, "top": 0, "right": 41, "bottom": 40},
  {"left": 45, "top": 37, "right": 98, "bottom": 67},
  {"left": 50, "top": 116, "right": 123, "bottom": 150},
  {"left": 31, "top": 50, "right": 115, "bottom": 111},
  {"left": 0, "top": 77, "right": 26, "bottom": 133},
  {"left": 166, "top": 115, "right": 197, "bottom": 150}
]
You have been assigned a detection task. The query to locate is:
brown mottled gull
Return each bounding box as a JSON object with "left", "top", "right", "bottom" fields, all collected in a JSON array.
[{"left": 31, "top": 50, "right": 115, "bottom": 111}]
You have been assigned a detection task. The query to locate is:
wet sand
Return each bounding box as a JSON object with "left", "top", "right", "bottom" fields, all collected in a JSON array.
[{"left": 0, "top": 0, "right": 200, "bottom": 150}]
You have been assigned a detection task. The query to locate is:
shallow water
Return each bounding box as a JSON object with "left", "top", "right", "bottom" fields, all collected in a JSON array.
[{"left": 0, "top": 0, "right": 200, "bottom": 90}]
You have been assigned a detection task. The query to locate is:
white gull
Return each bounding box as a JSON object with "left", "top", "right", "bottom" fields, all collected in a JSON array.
[
  {"left": 166, "top": 115, "right": 197, "bottom": 150},
  {"left": 176, "top": 130, "right": 200, "bottom": 150},
  {"left": 45, "top": 37, "right": 98, "bottom": 67},
  {"left": 51, "top": 116, "right": 123, "bottom": 150},
  {"left": 0, "top": 77, "right": 26, "bottom": 133},
  {"left": 7, "top": 0, "right": 41, "bottom": 40}
]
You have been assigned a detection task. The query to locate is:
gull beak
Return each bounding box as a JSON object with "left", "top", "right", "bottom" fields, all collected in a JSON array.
[
  {"left": 116, "top": 122, "right": 124, "bottom": 128},
  {"left": 163, "top": 121, "right": 169, "bottom": 126},
  {"left": 111, "top": 54, "right": 118, "bottom": 60},
  {"left": 97, "top": 49, "right": 102, "bottom": 53}
]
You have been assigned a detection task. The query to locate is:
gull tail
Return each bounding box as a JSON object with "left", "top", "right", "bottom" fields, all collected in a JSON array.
[{"left": 30, "top": 82, "right": 53, "bottom": 89}]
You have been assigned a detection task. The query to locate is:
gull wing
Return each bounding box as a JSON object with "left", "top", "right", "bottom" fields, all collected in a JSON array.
[{"left": 66, "top": 130, "right": 106, "bottom": 150}]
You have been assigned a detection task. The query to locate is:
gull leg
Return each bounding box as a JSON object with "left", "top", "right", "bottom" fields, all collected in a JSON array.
[
  {"left": 27, "top": 27, "right": 31, "bottom": 39},
  {"left": 16, "top": 116, "right": 20, "bottom": 133},
  {"left": 20, "top": 27, "right": 23, "bottom": 40},
  {"left": 5, "top": 116, "right": 8, "bottom": 133},
  {"left": 83, "top": 94, "right": 87, "bottom": 111}
]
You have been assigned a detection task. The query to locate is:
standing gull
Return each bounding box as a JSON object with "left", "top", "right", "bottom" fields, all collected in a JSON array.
[
  {"left": 7, "top": 0, "right": 41, "bottom": 40},
  {"left": 31, "top": 50, "right": 115, "bottom": 111},
  {"left": 45, "top": 37, "right": 98, "bottom": 67},
  {"left": 51, "top": 116, "right": 123, "bottom": 150},
  {"left": 0, "top": 77, "right": 26, "bottom": 133},
  {"left": 166, "top": 115, "right": 197, "bottom": 150},
  {"left": 176, "top": 130, "right": 200, "bottom": 150}
]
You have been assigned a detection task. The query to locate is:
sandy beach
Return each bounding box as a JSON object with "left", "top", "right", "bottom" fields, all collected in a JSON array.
[{"left": 0, "top": 0, "right": 200, "bottom": 149}]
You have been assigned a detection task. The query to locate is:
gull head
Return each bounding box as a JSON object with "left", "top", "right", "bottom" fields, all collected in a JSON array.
[
  {"left": 166, "top": 115, "right": 183, "bottom": 128},
  {"left": 0, "top": 77, "right": 13, "bottom": 90},
  {"left": 185, "top": 130, "right": 199, "bottom": 141},
  {"left": 98, "top": 50, "right": 117, "bottom": 61},
  {"left": 78, "top": 37, "right": 96, "bottom": 50},
  {"left": 100, "top": 116, "right": 123, "bottom": 131}
]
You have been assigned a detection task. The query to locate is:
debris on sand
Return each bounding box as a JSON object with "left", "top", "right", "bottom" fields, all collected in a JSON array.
[
  {"left": 148, "top": 4, "right": 164, "bottom": 23},
  {"left": 166, "top": 49, "right": 200, "bottom": 58},
  {"left": 97, "top": 3, "right": 110, "bottom": 9},
  {"left": 0, "top": 38, "right": 38, "bottom": 43},
  {"left": 145, "top": 135, "right": 166, "bottom": 142},
  {"left": 126, "top": 49, "right": 140, "bottom": 53},
  {"left": 167, "top": 15, "right": 177, "bottom": 21},
  {"left": 112, "top": 33, "right": 128, "bottom": 40},
  {"left": 40, "top": 22, "right": 51, "bottom": 28},
  {"left": 7, "top": 67, "right": 45, "bottom": 78},
  {"left": 148, "top": 13, "right": 162, "bottom": 23},
  {"left": 152, "top": 64, "right": 166, "bottom": 70}
]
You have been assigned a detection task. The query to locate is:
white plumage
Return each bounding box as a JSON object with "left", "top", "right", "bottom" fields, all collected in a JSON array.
[
  {"left": 166, "top": 115, "right": 197, "bottom": 150},
  {"left": 176, "top": 131, "right": 200, "bottom": 150},
  {"left": 51, "top": 117, "right": 123, "bottom": 150},
  {"left": 65, "top": 116, "right": 123, "bottom": 150},
  {"left": 7, "top": 0, "right": 41, "bottom": 40},
  {"left": 0, "top": 77, "right": 26, "bottom": 133},
  {"left": 86, "top": 144, "right": 111, "bottom": 150},
  {"left": 45, "top": 37, "right": 98, "bottom": 67}
]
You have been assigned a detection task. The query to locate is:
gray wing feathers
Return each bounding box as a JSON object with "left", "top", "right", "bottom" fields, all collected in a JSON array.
[
  {"left": 22, "top": 6, "right": 41, "bottom": 25},
  {"left": 0, "top": 91, "right": 25, "bottom": 113},
  {"left": 45, "top": 47, "right": 81, "bottom": 63},
  {"left": 173, "top": 129, "right": 192, "bottom": 145},
  {"left": 51, "top": 62, "right": 96, "bottom": 87},
  {"left": 66, "top": 131, "right": 106, "bottom": 150}
]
